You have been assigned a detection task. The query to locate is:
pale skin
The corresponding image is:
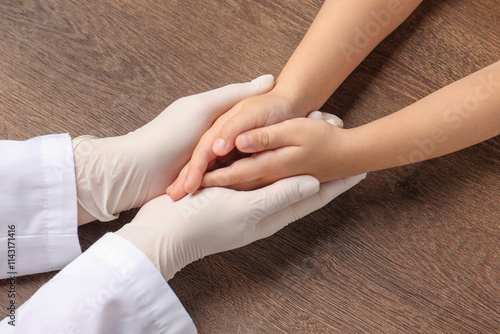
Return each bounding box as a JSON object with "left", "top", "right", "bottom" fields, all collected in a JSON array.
[
  {"left": 200, "top": 62, "right": 500, "bottom": 190},
  {"left": 167, "top": 0, "right": 423, "bottom": 199},
  {"left": 167, "top": 0, "right": 499, "bottom": 198}
]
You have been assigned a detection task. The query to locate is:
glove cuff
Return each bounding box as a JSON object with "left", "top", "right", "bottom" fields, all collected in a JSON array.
[{"left": 73, "top": 135, "right": 119, "bottom": 222}]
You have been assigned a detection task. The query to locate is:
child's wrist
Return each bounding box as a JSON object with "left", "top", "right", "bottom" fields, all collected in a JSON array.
[
  {"left": 325, "top": 127, "right": 361, "bottom": 181},
  {"left": 270, "top": 86, "right": 313, "bottom": 118}
]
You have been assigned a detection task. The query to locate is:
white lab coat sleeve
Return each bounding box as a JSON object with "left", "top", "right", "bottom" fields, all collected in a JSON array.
[
  {"left": 0, "top": 134, "right": 81, "bottom": 278},
  {"left": 0, "top": 233, "right": 197, "bottom": 333}
]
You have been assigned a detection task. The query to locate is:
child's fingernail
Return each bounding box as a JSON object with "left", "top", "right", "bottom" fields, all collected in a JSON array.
[
  {"left": 212, "top": 138, "right": 226, "bottom": 154},
  {"left": 238, "top": 134, "right": 252, "bottom": 150}
]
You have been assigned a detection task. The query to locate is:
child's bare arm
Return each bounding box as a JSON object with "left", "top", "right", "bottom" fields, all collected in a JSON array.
[
  {"left": 343, "top": 60, "right": 500, "bottom": 178},
  {"left": 199, "top": 61, "right": 500, "bottom": 190},
  {"left": 273, "top": 0, "right": 423, "bottom": 114},
  {"left": 168, "top": 0, "right": 422, "bottom": 200}
]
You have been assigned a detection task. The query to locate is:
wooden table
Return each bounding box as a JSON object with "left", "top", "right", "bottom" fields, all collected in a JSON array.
[{"left": 1, "top": 1, "right": 499, "bottom": 332}]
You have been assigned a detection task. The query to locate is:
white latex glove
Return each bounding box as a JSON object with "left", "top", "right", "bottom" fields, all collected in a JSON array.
[
  {"left": 73, "top": 75, "right": 275, "bottom": 222},
  {"left": 116, "top": 173, "right": 365, "bottom": 280},
  {"left": 306, "top": 110, "right": 344, "bottom": 127},
  {"left": 117, "top": 110, "right": 364, "bottom": 280}
]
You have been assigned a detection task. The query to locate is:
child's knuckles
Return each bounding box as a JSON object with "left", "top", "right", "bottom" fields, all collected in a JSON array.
[
  {"left": 255, "top": 129, "right": 272, "bottom": 150},
  {"left": 219, "top": 117, "right": 244, "bottom": 140},
  {"left": 211, "top": 170, "right": 234, "bottom": 187}
]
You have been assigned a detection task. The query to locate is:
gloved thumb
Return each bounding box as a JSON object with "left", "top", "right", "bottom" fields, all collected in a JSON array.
[{"left": 250, "top": 74, "right": 275, "bottom": 91}]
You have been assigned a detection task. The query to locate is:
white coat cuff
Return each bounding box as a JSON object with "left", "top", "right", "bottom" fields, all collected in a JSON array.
[
  {"left": 0, "top": 134, "right": 81, "bottom": 278},
  {"left": 88, "top": 233, "right": 197, "bottom": 333}
]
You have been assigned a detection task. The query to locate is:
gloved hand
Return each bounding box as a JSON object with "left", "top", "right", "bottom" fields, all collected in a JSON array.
[
  {"left": 116, "top": 172, "right": 366, "bottom": 281},
  {"left": 73, "top": 75, "right": 275, "bottom": 223},
  {"left": 166, "top": 90, "right": 297, "bottom": 200}
]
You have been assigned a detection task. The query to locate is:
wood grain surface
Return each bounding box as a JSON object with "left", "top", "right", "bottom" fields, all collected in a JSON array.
[{"left": 0, "top": 0, "right": 499, "bottom": 333}]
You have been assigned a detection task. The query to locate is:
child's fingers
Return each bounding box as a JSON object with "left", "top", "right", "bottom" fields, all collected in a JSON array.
[
  {"left": 167, "top": 162, "right": 191, "bottom": 200},
  {"left": 169, "top": 183, "right": 189, "bottom": 201},
  {"left": 200, "top": 148, "right": 293, "bottom": 189},
  {"left": 212, "top": 102, "right": 271, "bottom": 156},
  {"left": 200, "top": 157, "right": 265, "bottom": 189},
  {"left": 167, "top": 163, "right": 189, "bottom": 195},
  {"left": 182, "top": 104, "right": 244, "bottom": 194},
  {"left": 235, "top": 119, "right": 304, "bottom": 153},
  {"left": 209, "top": 148, "right": 251, "bottom": 171},
  {"left": 183, "top": 126, "right": 225, "bottom": 194}
]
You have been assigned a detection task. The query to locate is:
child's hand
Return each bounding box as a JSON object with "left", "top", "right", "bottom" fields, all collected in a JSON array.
[
  {"left": 198, "top": 111, "right": 352, "bottom": 191},
  {"left": 167, "top": 90, "right": 301, "bottom": 200}
]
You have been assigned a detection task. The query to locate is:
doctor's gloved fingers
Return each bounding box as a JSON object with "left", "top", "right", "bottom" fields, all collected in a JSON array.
[
  {"left": 248, "top": 175, "right": 320, "bottom": 239},
  {"left": 249, "top": 175, "right": 320, "bottom": 217},
  {"left": 315, "top": 173, "right": 367, "bottom": 206},
  {"left": 307, "top": 111, "right": 344, "bottom": 128},
  {"left": 255, "top": 173, "right": 367, "bottom": 240}
]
